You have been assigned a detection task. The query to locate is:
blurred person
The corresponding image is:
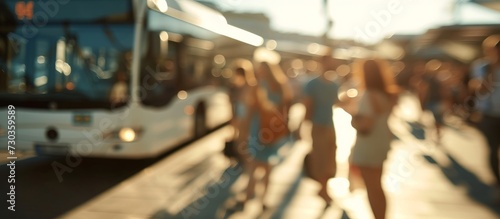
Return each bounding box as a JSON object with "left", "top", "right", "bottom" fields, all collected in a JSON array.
[
  {"left": 237, "top": 61, "right": 293, "bottom": 211},
  {"left": 109, "top": 71, "right": 128, "bottom": 105},
  {"left": 228, "top": 64, "right": 247, "bottom": 136},
  {"left": 226, "top": 59, "right": 256, "bottom": 165},
  {"left": 288, "top": 59, "right": 318, "bottom": 140},
  {"left": 301, "top": 55, "right": 340, "bottom": 206},
  {"left": 408, "top": 61, "right": 426, "bottom": 117},
  {"left": 409, "top": 61, "right": 427, "bottom": 93},
  {"left": 470, "top": 35, "right": 500, "bottom": 188},
  {"left": 417, "top": 60, "right": 451, "bottom": 143},
  {"left": 447, "top": 64, "right": 470, "bottom": 123},
  {"left": 219, "top": 60, "right": 257, "bottom": 216},
  {"left": 285, "top": 59, "right": 313, "bottom": 105},
  {"left": 343, "top": 58, "right": 399, "bottom": 219},
  {"left": 109, "top": 52, "right": 134, "bottom": 105}
]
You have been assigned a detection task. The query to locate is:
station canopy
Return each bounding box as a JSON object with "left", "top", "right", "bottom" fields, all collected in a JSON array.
[
  {"left": 148, "top": 0, "right": 263, "bottom": 46},
  {"left": 406, "top": 1, "right": 500, "bottom": 63}
]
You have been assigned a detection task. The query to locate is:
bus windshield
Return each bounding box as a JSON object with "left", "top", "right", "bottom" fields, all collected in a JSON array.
[{"left": 0, "top": 0, "right": 134, "bottom": 109}]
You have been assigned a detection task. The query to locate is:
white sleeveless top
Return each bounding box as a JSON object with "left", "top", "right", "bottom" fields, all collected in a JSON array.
[{"left": 350, "top": 90, "right": 394, "bottom": 167}]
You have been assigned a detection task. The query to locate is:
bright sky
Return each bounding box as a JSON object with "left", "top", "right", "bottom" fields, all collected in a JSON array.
[
  {"left": 326, "top": 0, "right": 450, "bottom": 43},
  {"left": 214, "top": 0, "right": 500, "bottom": 44}
]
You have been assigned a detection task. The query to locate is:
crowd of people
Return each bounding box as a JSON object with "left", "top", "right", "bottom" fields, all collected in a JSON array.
[{"left": 224, "top": 35, "right": 500, "bottom": 219}]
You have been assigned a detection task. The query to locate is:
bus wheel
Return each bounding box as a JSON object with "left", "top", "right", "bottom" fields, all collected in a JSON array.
[{"left": 194, "top": 104, "right": 206, "bottom": 138}]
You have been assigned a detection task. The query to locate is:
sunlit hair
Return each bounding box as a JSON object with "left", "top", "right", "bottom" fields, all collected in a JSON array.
[
  {"left": 256, "top": 61, "right": 292, "bottom": 101},
  {"left": 257, "top": 61, "right": 288, "bottom": 85},
  {"left": 482, "top": 34, "right": 500, "bottom": 50},
  {"left": 425, "top": 59, "right": 442, "bottom": 72},
  {"left": 482, "top": 34, "right": 500, "bottom": 60},
  {"left": 352, "top": 58, "right": 399, "bottom": 96},
  {"left": 231, "top": 59, "right": 257, "bottom": 87}
]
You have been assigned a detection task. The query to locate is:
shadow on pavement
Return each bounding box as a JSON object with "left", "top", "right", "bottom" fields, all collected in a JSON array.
[
  {"left": 0, "top": 156, "right": 157, "bottom": 218},
  {"left": 151, "top": 163, "right": 244, "bottom": 219},
  {"left": 423, "top": 152, "right": 500, "bottom": 215},
  {"left": 288, "top": 172, "right": 350, "bottom": 219},
  {"left": 407, "top": 121, "right": 426, "bottom": 140},
  {"left": 267, "top": 172, "right": 302, "bottom": 219}
]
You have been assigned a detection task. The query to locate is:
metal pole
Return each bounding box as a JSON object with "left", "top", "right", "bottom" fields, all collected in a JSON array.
[
  {"left": 323, "top": 0, "right": 333, "bottom": 47},
  {"left": 130, "top": 0, "right": 147, "bottom": 104}
]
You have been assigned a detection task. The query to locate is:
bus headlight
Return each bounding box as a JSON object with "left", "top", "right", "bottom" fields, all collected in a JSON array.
[{"left": 118, "top": 128, "right": 140, "bottom": 142}]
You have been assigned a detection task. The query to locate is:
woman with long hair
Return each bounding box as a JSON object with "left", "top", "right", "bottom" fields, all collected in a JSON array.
[
  {"left": 346, "top": 58, "right": 399, "bottom": 219},
  {"left": 236, "top": 61, "right": 292, "bottom": 211}
]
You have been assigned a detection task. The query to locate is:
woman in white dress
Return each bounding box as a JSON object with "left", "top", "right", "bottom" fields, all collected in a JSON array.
[{"left": 345, "top": 59, "right": 399, "bottom": 219}]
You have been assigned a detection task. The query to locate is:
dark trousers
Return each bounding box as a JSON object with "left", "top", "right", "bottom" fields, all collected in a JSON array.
[{"left": 478, "top": 114, "right": 500, "bottom": 186}]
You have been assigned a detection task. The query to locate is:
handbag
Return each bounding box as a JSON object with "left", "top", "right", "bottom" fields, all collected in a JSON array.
[
  {"left": 258, "top": 104, "right": 289, "bottom": 145},
  {"left": 351, "top": 114, "right": 375, "bottom": 135},
  {"left": 351, "top": 91, "right": 383, "bottom": 136},
  {"left": 250, "top": 85, "right": 290, "bottom": 145}
]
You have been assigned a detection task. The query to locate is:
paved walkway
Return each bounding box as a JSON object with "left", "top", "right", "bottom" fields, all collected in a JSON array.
[{"left": 61, "top": 93, "right": 500, "bottom": 219}]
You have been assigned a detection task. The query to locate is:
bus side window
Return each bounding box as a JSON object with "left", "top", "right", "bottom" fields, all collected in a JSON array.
[
  {"left": 190, "top": 57, "right": 209, "bottom": 87},
  {"left": 140, "top": 32, "right": 178, "bottom": 107},
  {"left": 6, "top": 35, "right": 28, "bottom": 93},
  {"left": 181, "top": 53, "right": 210, "bottom": 90},
  {"left": 140, "top": 58, "right": 178, "bottom": 107},
  {"left": 0, "top": 36, "right": 7, "bottom": 91}
]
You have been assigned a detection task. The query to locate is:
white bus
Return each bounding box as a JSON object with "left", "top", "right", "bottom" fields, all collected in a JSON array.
[{"left": 0, "top": 0, "right": 263, "bottom": 158}]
